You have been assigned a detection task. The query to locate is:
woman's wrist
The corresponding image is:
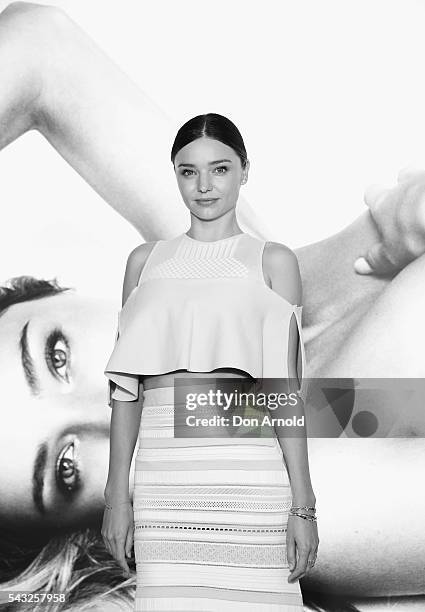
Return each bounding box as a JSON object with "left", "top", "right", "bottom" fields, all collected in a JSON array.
[
  {"left": 291, "top": 490, "right": 316, "bottom": 507},
  {"left": 104, "top": 499, "right": 132, "bottom": 510},
  {"left": 104, "top": 483, "right": 130, "bottom": 503}
]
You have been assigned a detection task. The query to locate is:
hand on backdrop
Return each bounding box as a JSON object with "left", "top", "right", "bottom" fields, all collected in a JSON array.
[{"left": 354, "top": 167, "right": 425, "bottom": 276}]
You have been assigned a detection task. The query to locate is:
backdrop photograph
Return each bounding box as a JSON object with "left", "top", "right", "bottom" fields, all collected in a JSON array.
[{"left": 0, "top": 1, "right": 424, "bottom": 610}]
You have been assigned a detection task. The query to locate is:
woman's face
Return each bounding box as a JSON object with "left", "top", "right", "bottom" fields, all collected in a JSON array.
[
  {"left": 0, "top": 291, "right": 123, "bottom": 531},
  {"left": 174, "top": 136, "right": 248, "bottom": 219}
]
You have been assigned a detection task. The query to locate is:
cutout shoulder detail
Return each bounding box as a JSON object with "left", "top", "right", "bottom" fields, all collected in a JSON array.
[
  {"left": 137, "top": 240, "right": 162, "bottom": 286},
  {"left": 287, "top": 306, "right": 307, "bottom": 401},
  {"left": 260, "top": 240, "right": 302, "bottom": 308}
]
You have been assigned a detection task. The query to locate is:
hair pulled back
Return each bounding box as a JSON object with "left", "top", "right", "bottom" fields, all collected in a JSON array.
[{"left": 171, "top": 113, "right": 248, "bottom": 170}]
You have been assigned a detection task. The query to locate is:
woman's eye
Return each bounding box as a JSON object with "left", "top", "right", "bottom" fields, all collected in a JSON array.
[
  {"left": 214, "top": 166, "right": 228, "bottom": 174},
  {"left": 56, "top": 441, "right": 80, "bottom": 495},
  {"left": 45, "top": 329, "right": 70, "bottom": 381},
  {"left": 181, "top": 169, "right": 195, "bottom": 177}
]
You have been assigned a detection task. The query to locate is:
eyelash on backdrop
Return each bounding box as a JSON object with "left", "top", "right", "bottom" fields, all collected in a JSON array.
[
  {"left": 44, "top": 329, "right": 79, "bottom": 496},
  {"left": 56, "top": 438, "right": 81, "bottom": 496},
  {"left": 44, "top": 328, "right": 71, "bottom": 382}
]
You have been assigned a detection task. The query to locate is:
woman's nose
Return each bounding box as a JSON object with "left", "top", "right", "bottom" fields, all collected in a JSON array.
[{"left": 197, "top": 172, "right": 212, "bottom": 193}]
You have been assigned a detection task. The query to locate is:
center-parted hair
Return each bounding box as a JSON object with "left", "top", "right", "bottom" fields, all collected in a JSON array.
[{"left": 171, "top": 113, "right": 248, "bottom": 170}]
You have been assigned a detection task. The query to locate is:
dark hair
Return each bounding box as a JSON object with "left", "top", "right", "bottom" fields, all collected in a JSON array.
[
  {"left": 171, "top": 113, "right": 248, "bottom": 169},
  {"left": 0, "top": 275, "right": 72, "bottom": 317}
]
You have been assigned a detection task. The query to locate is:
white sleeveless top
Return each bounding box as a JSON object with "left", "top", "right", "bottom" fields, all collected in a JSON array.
[{"left": 104, "top": 231, "right": 307, "bottom": 405}]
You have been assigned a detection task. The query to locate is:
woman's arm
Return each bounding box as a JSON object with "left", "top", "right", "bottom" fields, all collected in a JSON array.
[
  {"left": 262, "top": 242, "right": 318, "bottom": 583},
  {"left": 104, "top": 246, "right": 147, "bottom": 499},
  {"left": 0, "top": 1, "right": 272, "bottom": 241},
  {"left": 103, "top": 247, "right": 148, "bottom": 575},
  {"left": 264, "top": 243, "right": 316, "bottom": 504},
  {"left": 104, "top": 393, "right": 142, "bottom": 506},
  {"left": 102, "top": 389, "right": 142, "bottom": 577}
]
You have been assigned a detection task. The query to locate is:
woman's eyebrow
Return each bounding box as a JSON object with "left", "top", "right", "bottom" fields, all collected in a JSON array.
[
  {"left": 33, "top": 441, "right": 47, "bottom": 515},
  {"left": 177, "top": 159, "right": 233, "bottom": 168},
  {"left": 20, "top": 320, "right": 40, "bottom": 396}
]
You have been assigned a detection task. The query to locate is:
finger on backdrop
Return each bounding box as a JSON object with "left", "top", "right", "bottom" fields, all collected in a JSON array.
[
  {"left": 397, "top": 165, "right": 425, "bottom": 184},
  {"left": 363, "top": 183, "right": 391, "bottom": 209}
]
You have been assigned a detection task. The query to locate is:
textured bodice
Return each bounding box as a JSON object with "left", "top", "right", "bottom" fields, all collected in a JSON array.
[{"left": 104, "top": 232, "right": 307, "bottom": 405}]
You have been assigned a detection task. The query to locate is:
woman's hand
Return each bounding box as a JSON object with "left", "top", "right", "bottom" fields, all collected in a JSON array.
[
  {"left": 354, "top": 167, "right": 425, "bottom": 276},
  {"left": 286, "top": 515, "right": 319, "bottom": 583},
  {"left": 101, "top": 502, "right": 134, "bottom": 578}
]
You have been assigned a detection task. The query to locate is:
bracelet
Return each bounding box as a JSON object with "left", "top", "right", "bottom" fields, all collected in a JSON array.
[
  {"left": 290, "top": 506, "right": 316, "bottom": 513},
  {"left": 105, "top": 500, "right": 132, "bottom": 510},
  {"left": 289, "top": 511, "right": 317, "bottom": 522}
]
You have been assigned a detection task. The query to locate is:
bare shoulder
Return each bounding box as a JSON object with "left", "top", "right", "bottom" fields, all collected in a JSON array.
[
  {"left": 127, "top": 240, "right": 158, "bottom": 268},
  {"left": 122, "top": 241, "right": 159, "bottom": 305},
  {"left": 125, "top": 240, "right": 159, "bottom": 281},
  {"left": 263, "top": 241, "right": 300, "bottom": 274},
  {"left": 263, "top": 241, "right": 302, "bottom": 304}
]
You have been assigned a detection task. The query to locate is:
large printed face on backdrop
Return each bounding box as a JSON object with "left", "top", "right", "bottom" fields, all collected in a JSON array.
[
  {"left": 0, "top": 128, "right": 243, "bottom": 533},
  {"left": 0, "top": 290, "right": 116, "bottom": 530},
  {"left": 174, "top": 136, "right": 249, "bottom": 219}
]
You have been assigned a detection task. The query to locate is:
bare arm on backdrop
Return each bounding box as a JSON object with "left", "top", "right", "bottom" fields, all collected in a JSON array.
[
  {"left": 298, "top": 172, "right": 425, "bottom": 384},
  {"left": 296, "top": 176, "right": 425, "bottom": 597},
  {"left": 0, "top": 1, "right": 272, "bottom": 242}
]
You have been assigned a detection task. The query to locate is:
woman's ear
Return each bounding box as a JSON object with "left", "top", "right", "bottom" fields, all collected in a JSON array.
[{"left": 241, "top": 159, "right": 250, "bottom": 184}]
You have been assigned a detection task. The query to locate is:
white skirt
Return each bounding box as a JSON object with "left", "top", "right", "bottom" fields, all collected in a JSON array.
[{"left": 133, "top": 385, "right": 305, "bottom": 611}]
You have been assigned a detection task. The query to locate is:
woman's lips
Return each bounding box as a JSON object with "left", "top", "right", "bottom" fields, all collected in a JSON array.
[{"left": 195, "top": 198, "right": 219, "bottom": 205}]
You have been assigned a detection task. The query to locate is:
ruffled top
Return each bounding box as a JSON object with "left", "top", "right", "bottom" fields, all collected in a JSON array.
[{"left": 104, "top": 232, "right": 308, "bottom": 405}]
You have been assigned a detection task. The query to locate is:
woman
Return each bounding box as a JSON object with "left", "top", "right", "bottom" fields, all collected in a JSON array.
[
  {"left": 1, "top": 3, "right": 425, "bottom": 610},
  {"left": 103, "top": 113, "right": 319, "bottom": 611}
]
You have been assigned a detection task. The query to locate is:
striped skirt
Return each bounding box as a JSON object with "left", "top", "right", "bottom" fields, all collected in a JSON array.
[{"left": 133, "top": 385, "right": 304, "bottom": 611}]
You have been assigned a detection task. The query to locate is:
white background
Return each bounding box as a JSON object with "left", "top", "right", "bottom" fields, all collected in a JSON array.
[{"left": 2, "top": 0, "right": 425, "bottom": 302}]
